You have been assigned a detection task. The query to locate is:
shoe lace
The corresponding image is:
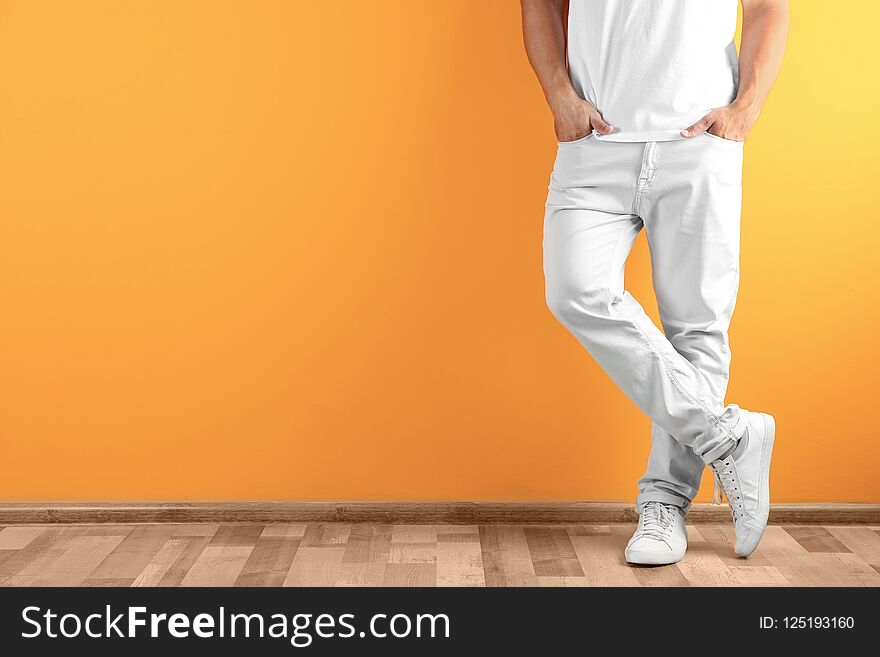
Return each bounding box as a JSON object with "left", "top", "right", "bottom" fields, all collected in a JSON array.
[
  {"left": 711, "top": 459, "right": 744, "bottom": 521},
  {"left": 634, "top": 502, "right": 678, "bottom": 542}
]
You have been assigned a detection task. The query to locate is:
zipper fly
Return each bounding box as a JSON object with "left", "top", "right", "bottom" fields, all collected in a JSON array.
[{"left": 633, "top": 141, "right": 659, "bottom": 215}]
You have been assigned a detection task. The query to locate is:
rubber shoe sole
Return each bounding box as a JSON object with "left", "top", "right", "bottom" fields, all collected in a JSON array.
[{"left": 625, "top": 546, "right": 686, "bottom": 566}]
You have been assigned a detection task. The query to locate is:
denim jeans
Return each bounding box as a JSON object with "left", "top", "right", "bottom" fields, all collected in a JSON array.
[{"left": 543, "top": 132, "right": 746, "bottom": 511}]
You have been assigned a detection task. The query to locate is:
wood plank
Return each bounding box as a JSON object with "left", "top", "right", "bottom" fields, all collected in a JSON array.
[
  {"left": 83, "top": 578, "right": 133, "bottom": 587},
  {"left": 172, "top": 524, "right": 219, "bottom": 537},
  {"left": 756, "top": 527, "right": 841, "bottom": 586},
  {"left": 336, "top": 564, "right": 386, "bottom": 587},
  {"left": 349, "top": 524, "right": 394, "bottom": 537},
  {"left": 26, "top": 535, "right": 127, "bottom": 586},
  {"left": 677, "top": 545, "right": 737, "bottom": 586},
  {"left": 0, "top": 526, "right": 44, "bottom": 549},
  {"left": 570, "top": 535, "right": 641, "bottom": 586},
  {"left": 80, "top": 526, "right": 133, "bottom": 536},
  {"left": 83, "top": 525, "right": 177, "bottom": 583},
  {"left": 523, "top": 527, "right": 584, "bottom": 578},
  {"left": 0, "top": 549, "right": 17, "bottom": 571},
  {"left": 260, "top": 524, "right": 307, "bottom": 538},
  {"left": 775, "top": 553, "right": 879, "bottom": 587},
  {"left": 1, "top": 503, "right": 877, "bottom": 525},
  {"left": 831, "top": 553, "right": 880, "bottom": 586},
  {"left": 284, "top": 546, "right": 345, "bottom": 586},
  {"left": 826, "top": 527, "right": 880, "bottom": 565},
  {"left": 389, "top": 542, "right": 436, "bottom": 564},
  {"left": 729, "top": 566, "right": 790, "bottom": 586},
  {"left": 437, "top": 533, "right": 485, "bottom": 587},
  {"left": 387, "top": 525, "right": 478, "bottom": 555},
  {"left": 395, "top": 525, "right": 477, "bottom": 539},
  {"left": 631, "top": 563, "right": 690, "bottom": 587},
  {"left": 235, "top": 537, "right": 301, "bottom": 587},
  {"left": 383, "top": 563, "right": 436, "bottom": 587},
  {"left": 676, "top": 525, "right": 737, "bottom": 587},
  {"left": 208, "top": 524, "right": 263, "bottom": 548},
  {"left": 478, "top": 525, "right": 537, "bottom": 587},
  {"left": 566, "top": 525, "right": 611, "bottom": 536},
  {"left": 783, "top": 526, "right": 852, "bottom": 553},
  {"left": 391, "top": 526, "right": 439, "bottom": 543},
  {"left": 180, "top": 546, "right": 253, "bottom": 587},
  {"left": 300, "top": 524, "right": 351, "bottom": 547},
  {"left": 342, "top": 534, "right": 391, "bottom": 564},
  {"left": 131, "top": 537, "right": 212, "bottom": 587},
  {"left": 0, "top": 528, "right": 84, "bottom": 585},
  {"left": 694, "top": 525, "right": 728, "bottom": 543},
  {"left": 436, "top": 532, "right": 480, "bottom": 543}
]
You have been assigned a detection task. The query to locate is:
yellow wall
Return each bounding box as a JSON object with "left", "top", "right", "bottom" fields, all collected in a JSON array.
[{"left": 0, "top": 1, "right": 877, "bottom": 503}]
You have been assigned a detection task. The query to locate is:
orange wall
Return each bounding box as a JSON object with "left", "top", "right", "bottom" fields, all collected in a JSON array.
[{"left": 0, "top": 1, "right": 877, "bottom": 503}]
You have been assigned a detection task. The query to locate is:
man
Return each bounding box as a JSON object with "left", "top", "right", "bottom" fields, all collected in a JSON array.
[{"left": 521, "top": 0, "right": 789, "bottom": 564}]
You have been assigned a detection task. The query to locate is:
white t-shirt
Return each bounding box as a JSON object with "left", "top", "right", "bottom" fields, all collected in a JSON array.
[{"left": 567, "top": 0, "right": 740, "bottom": 142}]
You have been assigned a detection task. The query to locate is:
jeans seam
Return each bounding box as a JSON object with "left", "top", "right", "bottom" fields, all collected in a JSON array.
[
  {"left": 717, "top": 265, "right": 741, "bottom": 384},
  {"left": 628, "top": 314, "right": 738, "bottom": 448}
]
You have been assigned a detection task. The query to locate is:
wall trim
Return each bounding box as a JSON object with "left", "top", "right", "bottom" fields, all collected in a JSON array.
[{"left": 0, "top": 502, "right": 878, "bottom": 525}]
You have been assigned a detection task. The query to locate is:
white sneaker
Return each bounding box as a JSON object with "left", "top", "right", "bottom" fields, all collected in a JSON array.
[
  {"left": 625, "top": 502, "right": 687, "bottom": 565},
  {"left": 710, "top": 411, "right": 776, "bottom": 557}
]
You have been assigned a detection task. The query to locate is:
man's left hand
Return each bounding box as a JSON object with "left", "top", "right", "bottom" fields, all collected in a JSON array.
[{"left": 679, "top": 101, "right": 759, "bottom": 142}]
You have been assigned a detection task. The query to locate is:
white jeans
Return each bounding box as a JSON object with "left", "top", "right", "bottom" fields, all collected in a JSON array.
[{"left": 543, "top": 132, "right": 746, "bottom": 511}]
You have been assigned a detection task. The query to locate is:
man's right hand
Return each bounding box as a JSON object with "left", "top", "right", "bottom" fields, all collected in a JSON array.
[
  {"left": 520, "top": 0, "right": 614, "bottom": 142},
  {"left": 552, "top": 95, "right": 615, "bottom": 142}
]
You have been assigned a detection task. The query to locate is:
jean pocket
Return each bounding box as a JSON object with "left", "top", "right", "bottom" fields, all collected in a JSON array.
[
  {"left": 557, "top": 131, "right": 595, "bottom": 146},
  {"left": 703, "top": 131, "right": 744, "bottom": 146}
]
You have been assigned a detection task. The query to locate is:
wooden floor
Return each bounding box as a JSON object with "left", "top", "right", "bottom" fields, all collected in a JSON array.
[{"left": 1, "top": 523, "right": 878, "bottom": 587}]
